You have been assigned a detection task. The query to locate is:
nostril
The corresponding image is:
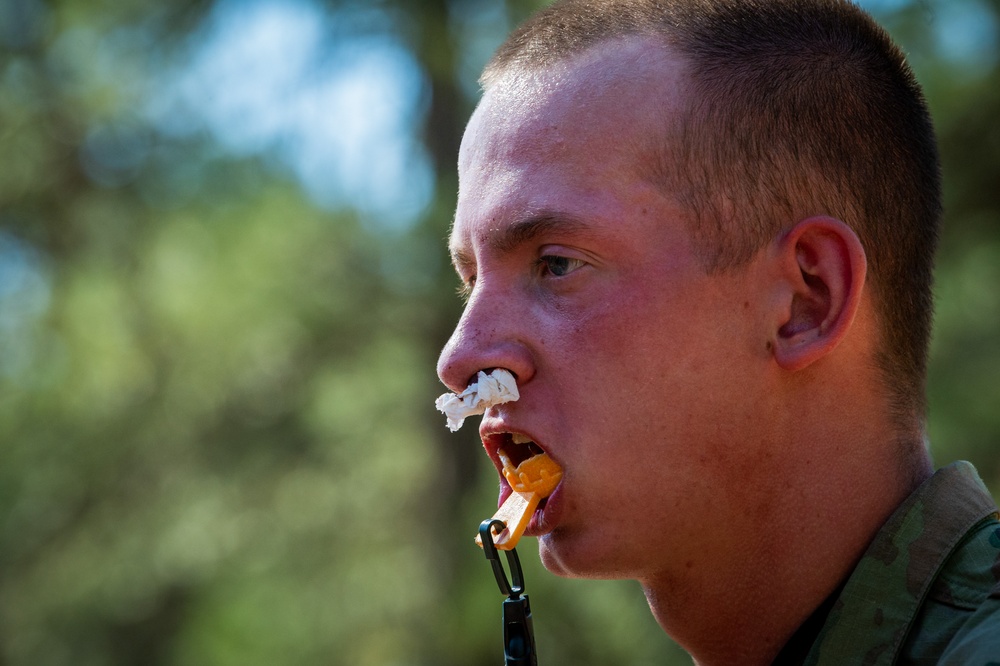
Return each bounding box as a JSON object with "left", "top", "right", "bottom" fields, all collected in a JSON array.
[
  {"left": 435, "top": 368, "right": 520, "bottom": 432},
  {"left": 481, "top": 367, "right": 518, "bottom": 384},
  {"left": 435, "top": 310, "right": 536, "bottom": 392}
]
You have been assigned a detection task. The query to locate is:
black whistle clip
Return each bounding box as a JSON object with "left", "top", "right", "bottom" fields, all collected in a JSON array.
[{"left": 480, "top": 519, "right": 539, "bottom": 666}]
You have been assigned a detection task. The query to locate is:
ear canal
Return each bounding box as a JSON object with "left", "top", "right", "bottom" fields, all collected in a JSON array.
[{"left": 779, "top": 271, "right": 831, "bottom": 340}]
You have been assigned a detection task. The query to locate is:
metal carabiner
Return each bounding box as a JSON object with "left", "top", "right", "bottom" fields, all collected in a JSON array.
[
  {"left": 479, "top": 519, "right": 538, "bottom": 665},
  {"left": 480, "top": 519, "right": 526, "bottom": 598}
]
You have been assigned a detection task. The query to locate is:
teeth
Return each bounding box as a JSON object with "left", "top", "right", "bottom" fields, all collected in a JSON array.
[{"left": 511, "top": 433, "right": 534, "bottom": 445}]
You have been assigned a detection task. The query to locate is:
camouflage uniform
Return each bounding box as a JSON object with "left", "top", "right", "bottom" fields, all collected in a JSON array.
[{"left": 802, "top": 461, "right": 1000, "bottom": 665}]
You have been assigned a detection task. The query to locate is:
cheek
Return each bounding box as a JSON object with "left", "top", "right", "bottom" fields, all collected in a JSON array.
[
  {"left": 556, "top": 277, "right": 755, "bottom": 467},
  {"left": 565, "top": 279, "right": 705, "bottom": 384}
]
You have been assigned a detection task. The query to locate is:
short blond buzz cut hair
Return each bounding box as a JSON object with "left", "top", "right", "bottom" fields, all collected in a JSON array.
[{"left": 482, "top": 0, "right": 942, "bottom": 426}]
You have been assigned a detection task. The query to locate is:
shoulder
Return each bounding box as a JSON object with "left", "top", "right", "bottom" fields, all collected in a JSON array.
[
  {"left": 806, "top": 462, "right": 1000, "bottom": 665},
  {"left": 904, "top": 513, "right": 1000, "bottom": 664}
]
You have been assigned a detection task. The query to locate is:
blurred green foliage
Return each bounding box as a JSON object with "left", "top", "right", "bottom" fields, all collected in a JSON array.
[{"left": 0, "top": 0, "right": 998, "bottom": 664}]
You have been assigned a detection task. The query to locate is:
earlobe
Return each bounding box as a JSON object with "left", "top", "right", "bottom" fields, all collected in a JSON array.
[{"left": 771, "top": 217, "right": 867, "bottom": 372}]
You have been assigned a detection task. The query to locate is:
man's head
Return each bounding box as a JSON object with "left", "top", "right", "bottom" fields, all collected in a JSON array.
[
  {"left": 483, "top": 0, "right": 941, "bottom": 425},
  {"left": 437, "top": 0, "right": 937, "bottom": 619}
]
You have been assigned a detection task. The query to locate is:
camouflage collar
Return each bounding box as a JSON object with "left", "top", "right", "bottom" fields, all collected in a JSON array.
[{"left": 802, "top": 461, "right": 999, "bottom": 665}]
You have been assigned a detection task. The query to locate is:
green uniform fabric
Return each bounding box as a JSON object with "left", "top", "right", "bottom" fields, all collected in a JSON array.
[{"left": 801, "top": 461, "right": 1000, "bottom": 665}]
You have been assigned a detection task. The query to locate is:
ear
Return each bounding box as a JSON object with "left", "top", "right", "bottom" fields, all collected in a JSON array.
[{"left": 770, "top": 216, "right": 867, "bottom": 372}]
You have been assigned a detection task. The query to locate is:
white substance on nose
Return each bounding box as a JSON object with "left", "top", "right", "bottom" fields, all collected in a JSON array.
[{"left": 435, "top": 369, "right": 519, "bottom": 432}]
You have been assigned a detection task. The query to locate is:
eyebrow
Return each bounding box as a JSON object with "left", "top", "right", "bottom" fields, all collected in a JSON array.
[{"left": 450, "top": 211, "right": 590, "bottom": 273}]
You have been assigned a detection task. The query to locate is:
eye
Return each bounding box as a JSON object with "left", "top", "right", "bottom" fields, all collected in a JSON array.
[
  {"left": 457, "top": 275, "right": 476, "bottom": 302},
  {"left": 538, "top": 254, "right": 586, "bottom": 277}
]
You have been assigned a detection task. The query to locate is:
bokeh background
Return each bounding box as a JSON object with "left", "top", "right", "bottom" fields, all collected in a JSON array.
[{"left": 1, "top": 0, "right": 997, "bottom": 663}]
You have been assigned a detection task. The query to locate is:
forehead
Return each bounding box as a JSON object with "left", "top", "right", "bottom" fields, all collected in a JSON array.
[{"left": 452, "top": 37, "right": 689, "bottom": 258}]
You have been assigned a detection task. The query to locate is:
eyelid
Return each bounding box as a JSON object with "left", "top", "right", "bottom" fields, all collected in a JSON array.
[
  {"left": 539, "top": 244, "right": 592, "bottom": 262},
  {"left": 537, "top": 245, "right": 591, "bottom": 278}
]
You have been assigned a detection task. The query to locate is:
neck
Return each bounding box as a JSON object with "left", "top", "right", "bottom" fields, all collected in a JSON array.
[{"left": 639, "top": 385, "right": 932, "bottom": 665}]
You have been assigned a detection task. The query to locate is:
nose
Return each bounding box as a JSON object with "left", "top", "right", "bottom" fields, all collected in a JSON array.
[{"left": 436, "top": 283, "right": 536, "bottom": 393}]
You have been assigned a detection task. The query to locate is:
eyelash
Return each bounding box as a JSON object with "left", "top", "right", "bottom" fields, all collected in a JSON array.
[
  {"left": 457, "top": 278, "right": 474, "bottom": 302},
  {"left": 536, "top": 254, "right": 586, "bottom": 278},
  {"left": 457, "top": 255, "right": 584, "bottom": 302}
]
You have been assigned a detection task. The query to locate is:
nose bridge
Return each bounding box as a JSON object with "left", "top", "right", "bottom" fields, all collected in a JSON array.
[{"left": 437, "top": 277, "right": 533, "bottom": 393}]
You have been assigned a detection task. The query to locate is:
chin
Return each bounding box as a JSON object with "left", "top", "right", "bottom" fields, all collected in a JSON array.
[{"left": 537, "top": 531, "right": 635, "bottom": 581}]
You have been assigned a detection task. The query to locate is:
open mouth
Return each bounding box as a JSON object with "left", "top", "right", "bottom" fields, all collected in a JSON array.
[
  {"left": 496, "top": 433, "right": 561, "bottom": 502},
  {"left": 477, "top": 431, "right": 563, "bottom": 548},
  {"left": 499, "top": 433, "right": 545, "bottom": 469}
]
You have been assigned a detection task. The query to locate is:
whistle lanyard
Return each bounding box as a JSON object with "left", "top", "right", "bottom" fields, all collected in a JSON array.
[{"left": 479, "top": 519, "right": 539, "bottom": 666}]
